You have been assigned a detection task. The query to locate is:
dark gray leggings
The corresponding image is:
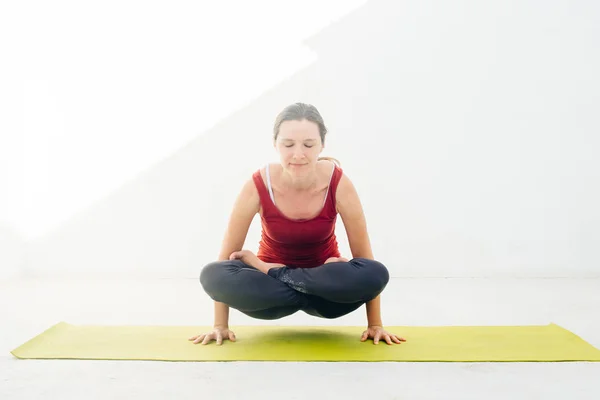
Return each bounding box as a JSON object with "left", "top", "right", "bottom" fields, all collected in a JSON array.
[{"left": 199, "top": 258, "right": 390, "bottom": 320}]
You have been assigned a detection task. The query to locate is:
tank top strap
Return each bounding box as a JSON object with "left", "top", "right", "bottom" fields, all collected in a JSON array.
[
  {"left": 265, "top": 163, "right": 275, "bottom": 204},
  {"left": 252, "top": 168, "right": 277, "bottom": 216},
  {"left": 321, "top": 161, "right": 336, "bottom": 207},
  {"left": 322, "top": 163, "right": 344, "bottom": 217}
]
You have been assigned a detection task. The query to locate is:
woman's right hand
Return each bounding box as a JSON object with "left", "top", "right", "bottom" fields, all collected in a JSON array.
[{"left": 188, "top": 326, "right": 236, "bottom": 345}]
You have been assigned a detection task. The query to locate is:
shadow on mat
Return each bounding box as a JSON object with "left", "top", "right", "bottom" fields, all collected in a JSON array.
[{"left": 254, "top": 328, "right": 358, "bottom": 344}]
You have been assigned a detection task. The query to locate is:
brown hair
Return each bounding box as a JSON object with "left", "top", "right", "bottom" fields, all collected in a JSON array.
[{"left": 273, "top": 102, "right": 341, "bottom": 167}]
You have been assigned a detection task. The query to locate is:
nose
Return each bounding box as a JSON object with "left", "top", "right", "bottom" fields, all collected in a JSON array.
[{"left": 292, "top": 147, "right": 305, "bottom": 160}]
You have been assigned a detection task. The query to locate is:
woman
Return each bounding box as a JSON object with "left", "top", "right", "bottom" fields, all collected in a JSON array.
[{"left": 190, "top": 103, "right": 406, "bottom": 346}]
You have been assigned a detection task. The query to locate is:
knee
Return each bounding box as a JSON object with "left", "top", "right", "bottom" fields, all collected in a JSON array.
[
  {"left": 352, "top": 258, "right": 390, "bottom": 293},
  {"left": 199, "top": 261, "right": 227, "bottom": 293}
]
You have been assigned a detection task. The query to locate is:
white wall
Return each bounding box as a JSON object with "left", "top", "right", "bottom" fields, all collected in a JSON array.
[
  {"left": 1, "top": 127, "right": 26, "bottom": 280},
  {"left": 0, "top": 222, "right": 25, "bottom": 281},
  {"left": 2, "top": 0, "right": 599, "bottom": 279}
]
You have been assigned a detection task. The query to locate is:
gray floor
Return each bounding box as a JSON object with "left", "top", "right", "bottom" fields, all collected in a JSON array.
[{"left": 2, "top": 276, "right": 599, "bottom": 399}]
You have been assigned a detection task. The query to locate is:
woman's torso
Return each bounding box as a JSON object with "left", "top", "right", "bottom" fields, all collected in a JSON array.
[{"left": 253, "top": 160, "right": 342, "bottom": 268}]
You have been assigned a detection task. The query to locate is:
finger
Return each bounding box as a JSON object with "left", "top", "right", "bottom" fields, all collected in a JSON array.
[
  {"left": 384, "top": 334, "right": 393, "bottom": 345},
  {"left": 229, "top": 331, "right": 236, "bottom": 342},
  {"left": 373, "top": 332, "right": 380, "bottom": 345},
  {"left": 391, "top": 335, "right": 402, "bottom": 344},
  {"left": 193, "top": 334, "right": 206, "bottom": 344},
  {"left": 188, "top": 335, "right": 198, "bottom": 341},
  {"left": 216, "top": 333, "right": 223, "bottom": 346},
  {"left": 393, "top": 335, "right": 407, "bottom": 344},
  {"left": 192, "top": 334, "right": 204, "bottom": 344},
  {"left": 360, "top": 330, "right": 368, "bottom": 342},
  {"left": 201, "top": 334, "right": 212, "bottom": 345}
]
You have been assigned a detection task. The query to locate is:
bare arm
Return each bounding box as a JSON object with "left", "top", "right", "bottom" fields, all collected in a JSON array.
[
  {"left": 213, "top": 177, "right": 260, "bottom": 328},
  {"left": 335, "top": 173, "right": 383, "bottom": 327}
]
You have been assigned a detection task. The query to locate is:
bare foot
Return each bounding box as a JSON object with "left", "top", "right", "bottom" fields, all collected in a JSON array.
[
  {"left": 324, "top": 256, "right": 349, "bottom": 264},
  {"left": 229, "top": 250, "right": 284, "bottom": 274}
]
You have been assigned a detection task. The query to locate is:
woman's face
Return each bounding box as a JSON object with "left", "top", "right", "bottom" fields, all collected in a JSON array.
[{"left": 275, "top": 119, "right": 323, "bottom": 175}]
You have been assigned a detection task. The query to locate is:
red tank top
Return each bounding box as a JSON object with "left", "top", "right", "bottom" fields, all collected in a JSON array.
[{"left": 252, "top": 164, "right": 343, "bottom": 269}]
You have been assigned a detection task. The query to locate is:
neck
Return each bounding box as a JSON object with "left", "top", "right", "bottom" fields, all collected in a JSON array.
[{"left": 281, "top": 167, "right": 318, "bottom": 191}]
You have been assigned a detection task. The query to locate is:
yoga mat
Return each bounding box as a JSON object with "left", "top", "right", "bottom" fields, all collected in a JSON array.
[{"left": 11, "top": 322, "right": 600, "bottom": 362}]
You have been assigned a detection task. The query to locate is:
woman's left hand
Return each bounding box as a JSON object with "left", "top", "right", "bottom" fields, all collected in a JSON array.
[{"left": 361, "top": 325, "right": 407, "bottom": 345}]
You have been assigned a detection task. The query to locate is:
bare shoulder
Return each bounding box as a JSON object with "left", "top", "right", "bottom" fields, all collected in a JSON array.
[
  {"left": 217, "top": 175, "right": 260, "bottom": 260},
  {"left": 236, "top": 174, "right": 261, "bottom": 214},
  {"left": 334, "top": 168, "right": 373, "bottom": 258},
  {"left": 258, "top": 163, "right": 275, "bottom": 184},
  {"left": 318, "top": 159, "right": 338, "bottom": 187},
  {"left": 335, "top": 170, "right": 361, "bottom": 213},
  {"left": 335, "top": 167, "right": 354, "bottom": 194}
]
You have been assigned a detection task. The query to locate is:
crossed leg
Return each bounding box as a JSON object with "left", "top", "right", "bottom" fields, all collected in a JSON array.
[{"left": 200, "top": 257, "right": 390, "bottom": 320}]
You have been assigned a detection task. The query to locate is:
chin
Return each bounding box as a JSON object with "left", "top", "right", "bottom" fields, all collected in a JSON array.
[{"left": 288, "top": 164, "right": 309, "bottom": 171}]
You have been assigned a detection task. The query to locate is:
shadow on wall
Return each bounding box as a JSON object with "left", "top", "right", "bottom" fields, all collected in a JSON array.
[
  {"left": 25, "top": 0, "right": 600, "bottom": 278},
  {"left": 24, "top": 0, "right": 381, "bottom": 279},
  {"left": 0, "top": 222, "right": 26, "bottom": 281}
]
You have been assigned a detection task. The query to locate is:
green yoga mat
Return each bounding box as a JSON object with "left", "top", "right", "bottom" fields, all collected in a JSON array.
[{"left": 11, "top": 322, "right": 600, "bottom": 362}]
